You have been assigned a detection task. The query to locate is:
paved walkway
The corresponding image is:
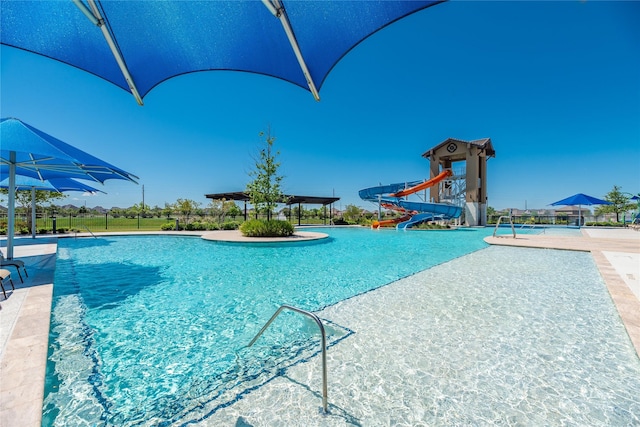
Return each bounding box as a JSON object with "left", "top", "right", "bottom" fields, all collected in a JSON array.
[
  {"left": 1, "top": 228, "right": 638, "bottom": 426},
  {"left": 0, "top": 239, "right": 57, "bottom": 427}
]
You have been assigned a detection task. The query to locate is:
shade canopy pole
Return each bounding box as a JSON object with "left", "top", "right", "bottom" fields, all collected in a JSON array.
[
  {"left": 7, "top": 152, "right": 16, "bottom": 259},
  {"left": 262, "top": 0, "right": 320, "bottom": 101},
  {"left": 31, "top": 187, "right": 36, "bottom": 239},
  {"left": 72, "top": 0, "right": 144, "bottom": 105}
]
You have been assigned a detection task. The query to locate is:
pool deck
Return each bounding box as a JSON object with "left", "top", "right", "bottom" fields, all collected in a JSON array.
[{"left": 0, "top": 227, "right": 638, "bottom": 427}]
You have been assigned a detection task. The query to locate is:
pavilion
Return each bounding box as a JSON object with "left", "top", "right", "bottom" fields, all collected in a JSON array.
[{"left": 205, "top": 192, "right": 340, "bottom": 225}]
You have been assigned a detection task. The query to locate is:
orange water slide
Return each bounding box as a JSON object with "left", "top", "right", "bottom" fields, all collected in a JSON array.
[
  {"left": 390, "top": 169, "right": 452, "bottom": 198},
  {"left": 372, "top": 214, "right": 412, "bottom": 229}
]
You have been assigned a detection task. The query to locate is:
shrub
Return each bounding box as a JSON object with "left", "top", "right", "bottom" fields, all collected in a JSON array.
[
  {"left": 38, "top": 228, "right": 50, "bottom": 234},
  {"left": 161, "top": 222, "right": 175, "bottom": 231},
  {"left": 186, "top": 221, "right": 209, "bottom": 231},
  {"left": 221, "top": 221, "right": 240, "bottom": 230},
  {"left": 240, "top": 219, "right": 294, "bottom": 237},
  {"left": 585, "top": 221, "right": 624, "bottom": 227},
  {"left": 415, "top": 223, "right": 451, "bottom": 230}
]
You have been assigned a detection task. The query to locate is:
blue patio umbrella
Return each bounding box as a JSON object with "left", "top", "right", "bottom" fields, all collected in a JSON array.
[
  {"left": 1, "top": 117, "right": 137, "bottom": 258},
  {"left": 0, "top": 0, "right": 443, "bottom": 105},
  {"left": 0, "top": 176, "right": 105, "bottom": 239},
  {"left": 550, "top": 193, "right": 612, "bottom": 227}
]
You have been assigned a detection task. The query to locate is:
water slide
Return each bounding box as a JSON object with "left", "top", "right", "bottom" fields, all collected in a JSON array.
[{"left": 359, "top": 170, "right": 462, "bottom": 229}]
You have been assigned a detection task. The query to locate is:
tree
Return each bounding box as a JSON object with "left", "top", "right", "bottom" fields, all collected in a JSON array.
[
  {"left": 601, "top": 186, "right": 635, "bottom": 222},
  {"left": 162, "top": 203, "right": 173, "bottom": 219},
  {"left": 209, "top": 199, "right": 237, "bottom": 222},
  {"left": 227, "top": 203, "right": 242, "bottom": 219},
  {"left": 246, "top": 128, "right": 286, "bottom": 220},
  {"left": 151, "top": 205, "right": 163, "bottom": 218},
  {"left": 2, "top": 188, "right": 66, "bottom": 230},
  {"left": 1, "top": 188, "right": 66, "bottom": 213},
  {"left": 131, "top": 202, "right": 150, "bottom": 217},
  {"left": 174, "top": 198, "right": 201, "bottom": 224},
  {"left": 342, "top": 204, "right": 362, "bottom": 223}
]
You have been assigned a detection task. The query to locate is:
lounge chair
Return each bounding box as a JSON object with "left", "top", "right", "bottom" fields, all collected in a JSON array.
[
  {"left": 0, "top": 253, "right": 28, "bottom": 283},
  {"left": 0, "top": 269, "right": 15, "bottom": 299}
]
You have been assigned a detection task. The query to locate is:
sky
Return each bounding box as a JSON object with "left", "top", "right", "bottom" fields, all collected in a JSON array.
[{"left": 1, "top": 1, "right": 639, "bottom": 212}]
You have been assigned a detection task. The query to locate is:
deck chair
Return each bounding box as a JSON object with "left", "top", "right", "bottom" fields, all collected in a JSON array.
[
  {"left": 0, "top": 269, "right": 15, "bottom": 299},
  {"left": 0, "top": 253, "right": 28, "bottom": 283}
]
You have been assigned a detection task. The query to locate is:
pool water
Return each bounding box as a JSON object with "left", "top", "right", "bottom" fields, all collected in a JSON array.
[
  {"left": 43, "top": 227, "right": 498, "bottom": 426},
  {"left": 234, "top": 245, "right": 640, "bottom": 426}
]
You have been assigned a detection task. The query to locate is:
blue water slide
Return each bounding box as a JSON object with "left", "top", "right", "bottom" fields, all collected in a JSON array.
[
  {"left": 397, "top": 213, "right": 436, "bottom": 229},
  {"left": 359, "top": 181, "right": 463, "bottom": 227},
  {"left": 358, "top": 182, "right": 421, "bottom": 202},
  {"left": 394, "top": 200, "right": 461, "bottom": 218}
]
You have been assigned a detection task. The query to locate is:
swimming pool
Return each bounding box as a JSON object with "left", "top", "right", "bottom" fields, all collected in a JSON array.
[{"left": 42, "top": 227, "right": 639, "bottom": 426}]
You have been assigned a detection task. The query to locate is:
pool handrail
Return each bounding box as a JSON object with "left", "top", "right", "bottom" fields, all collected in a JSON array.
[
  {"left": 493, "top": 215, "right": 516, "bottom": 238},
  {"left": 75, "top": 225, "right": 98, "bottom": 239},
  {"left": 247, "top": 304, "right": 328, "bottom": 413}
]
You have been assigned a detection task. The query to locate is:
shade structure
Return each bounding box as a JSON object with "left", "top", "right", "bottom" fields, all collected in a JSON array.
[
  {"left": 0, "top": 176, "right": 104, "bottom": 239},
  {"left": 0, "top": 176, "right": 105, "bottom": 194},
  {"left": 1, "top": 117, "right": 137, "bottom": 258},
  {"left": 0, "top": 0, "right": 443, "bottom": 104},
  {"left": 550, "top": 193, "right": 612, "bottom": 227}
]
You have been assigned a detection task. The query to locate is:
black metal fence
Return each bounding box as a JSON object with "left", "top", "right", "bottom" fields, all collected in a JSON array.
[
  {"left": 488, "top": 214, "right": 593, "bottom": 226},
  {"left": 0, "top": 210, "right": 336, "bottom": 234}
]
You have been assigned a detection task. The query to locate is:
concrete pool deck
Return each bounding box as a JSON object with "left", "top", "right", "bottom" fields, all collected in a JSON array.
[{"left": 0, "top": 227, "right": 638, "bottom": 426}]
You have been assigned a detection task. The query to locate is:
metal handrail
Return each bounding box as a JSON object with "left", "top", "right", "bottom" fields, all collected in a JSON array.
[
  {"left": 75, "top": 225, "right": 98, "bottom": 239},
  {"left": 493, "top": 215, "right": 516, "bottom": 238},
  {"left": 247, "top": 304, "right": 328, "bottom": 413}
]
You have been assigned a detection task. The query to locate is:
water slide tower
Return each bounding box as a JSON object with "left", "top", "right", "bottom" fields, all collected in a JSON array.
[{"left": 422, "top": 138, "right": 495, "bottom": 226}]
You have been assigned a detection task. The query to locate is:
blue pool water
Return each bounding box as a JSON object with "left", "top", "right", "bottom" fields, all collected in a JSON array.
[{"left": 43, "top": 227, "right": 498, "bottom": 426}]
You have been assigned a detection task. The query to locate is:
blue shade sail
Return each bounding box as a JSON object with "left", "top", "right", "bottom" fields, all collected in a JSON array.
[
  {"left": 1, "top": 117, "right": 137, "bottom": 258},
  {"left": 550, "top": 193, "right": 612, "bottom": 207},
  {"left": 0, "top": 0, "right": 443, "bottom": 103},
  {"left": 0, "top": 176, "right": 104, "bottom": 194},
  {"left": 0, "top": 118, "right": 138, "bottom": 184}
]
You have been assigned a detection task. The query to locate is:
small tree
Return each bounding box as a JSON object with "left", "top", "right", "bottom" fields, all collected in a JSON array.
[
  {"left": 174, "top": 198, "right": 201, "bottom": 224},
  {"left": 343, "top": 204, "right": 362, "bottom": 224},
  {"left": 227, "top": 203, "right": 242, "bottom": 220},
  {"left": 131, "top": 202, "right": 150, "bottom": 218},
  {"left": 162, "top": 203, "right": 173, "bottom": 219},
  {"left": 246, "top": 128, "right": 286, "bottom": 220},
  {"left": 602, "top": 186, "right": 635, "bottom": 222},
  {"left": 3, "top": 189, "right": 66, "bottom": 231}
]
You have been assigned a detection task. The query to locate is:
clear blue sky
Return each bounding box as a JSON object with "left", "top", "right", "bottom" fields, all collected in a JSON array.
[{"left": 1, "top": 1, "right": 639, "bottom": 212}]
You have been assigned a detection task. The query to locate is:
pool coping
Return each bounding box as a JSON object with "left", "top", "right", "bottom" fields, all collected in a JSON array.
[
  {"left": 201, "top": 230, "right": 329, "bottom": 243},
  {"left": 1, "top": 227, "right": 638, "bottom": 427}
]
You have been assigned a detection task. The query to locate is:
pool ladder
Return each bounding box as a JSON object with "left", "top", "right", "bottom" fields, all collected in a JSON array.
[
  {"left": 247, "top": 305, "right": 328, "bottom": 413},
  {"left": 493, "top": 215, "right": 516, "bottom": 238}
]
